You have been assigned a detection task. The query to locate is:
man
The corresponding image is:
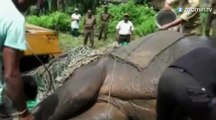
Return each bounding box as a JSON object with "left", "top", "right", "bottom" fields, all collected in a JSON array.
[
  {"left": 205, "top": 0, "right": 216, "bottom": 37},
  {"left": 160, "top": 0, "right": 202, "bottom": 35},
  {"left": 0, "top": 0, "right": 37, "bottom": 119},
  {"left": 157, "top": 47, "right": 216, "bottom": 120},
  {"left": 83, "top": 10, "right": 96, "bottom": 48},
  {"left": 116, "top": 13, "right": 134, "bottom": 46},
  {"left": 98, "top": 5, "right": 112, "bottom": 40},
  {"left": 71, "top": 8, "right": 81, "bottom": 37}
]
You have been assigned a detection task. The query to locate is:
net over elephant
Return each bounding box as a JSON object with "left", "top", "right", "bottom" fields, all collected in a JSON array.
[{"left": 31, "top": 31, "right": 216, "bottom": 120}]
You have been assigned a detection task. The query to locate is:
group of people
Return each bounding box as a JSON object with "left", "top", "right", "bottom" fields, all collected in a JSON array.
[{"left": 70, "top": 6, "right": 135, "bottom": 47}]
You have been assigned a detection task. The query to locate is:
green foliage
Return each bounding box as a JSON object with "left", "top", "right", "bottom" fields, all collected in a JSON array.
[
  {"left": 200, "top": 12, "right": 208, "bottom": 35},
  {"left": 96, "top": 0, "right": 157, "bottom": 36},
  {"left": 29, "top": 5, "right": 38, "bottom": 15},
  {"left": 27, "top": 11, "right": 71, "bottom": 31},
  {"left": 65, "top": 6, "right": 75, "bottom": 15},
  {"left": 27, "top": 1, "right": 157, "bottom": 36}
]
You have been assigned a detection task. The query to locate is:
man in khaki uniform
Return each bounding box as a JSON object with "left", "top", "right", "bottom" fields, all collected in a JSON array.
[
  {"left": 83, "top": 10, "right": 96, "bottom": 48},
  {"left": 98, "top": 6, "right": 112, "bottom": 40},
  {"left": 160, "top": 0, "right": 202, "bottom": 35}
]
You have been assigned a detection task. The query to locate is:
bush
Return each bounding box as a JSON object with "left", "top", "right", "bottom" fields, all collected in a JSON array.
[
  {"left": 200, "top": 12, "right": 208, "bottom": 35},
  {"left": 27, "top": 1, "right": 157, "bottom": 36},
  {"left": 27, "top": 11, "right": 71, "bottom": 31},
  {"left": 65, "top": 6, "right": 75, "bottom": 15},
  {"left": 96, "top": 0, "right": 157, "bottom": 36}
]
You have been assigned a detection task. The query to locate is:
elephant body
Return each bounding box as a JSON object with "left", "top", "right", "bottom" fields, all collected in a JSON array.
[{"left": 31, "top": 31, "right": 216, "bottom": 120}]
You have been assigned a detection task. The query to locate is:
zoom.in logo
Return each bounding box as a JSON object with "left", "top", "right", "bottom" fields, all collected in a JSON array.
[{"left": 178, "top": 7, "right": 184, "bottom": 12}]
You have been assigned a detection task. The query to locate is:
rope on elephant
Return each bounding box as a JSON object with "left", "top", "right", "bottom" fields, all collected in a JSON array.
[
  {"left": 108, "top": 59, "right": 116, "bottom": 119},
  {"left": 25, "top": 43, "right": 119, "bottom": 103}
]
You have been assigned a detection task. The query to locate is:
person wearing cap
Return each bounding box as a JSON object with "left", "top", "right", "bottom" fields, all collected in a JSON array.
[
  {"left": 98, "top": 5, "right": 113, "bottom": 40},
  {"left": 160, "top": 0, "right": 202, "bottom": 35},
  {"left": 71, "top": 8, "right": 81, "bottom": 37},
  {"left": 83, "top": 10, "right": 96, "bottom": 47},
  {"left": 156, "top": 47, "right": 216, "bottom": 120},
  {"left": 0, "top": 0, "right": 37, "bottom": 120},
  {"left": 116, "top": 13, "right": 134, "bottom": 46}
]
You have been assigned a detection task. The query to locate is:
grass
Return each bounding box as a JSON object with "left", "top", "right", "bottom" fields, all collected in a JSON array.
[
  {"left": 58, "top": 32, "right": 140, "bottom": 52},
  {"left": 58, "top": 33, "right": 83, "bottom": 51}
]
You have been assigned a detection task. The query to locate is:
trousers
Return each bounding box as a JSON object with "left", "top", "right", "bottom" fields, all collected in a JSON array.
[
  {"left": 83, "top": 28, "right": 94, "bottom": 47},
  {"left": 98, "top": 22, "right": 108, "bottom": 40}
]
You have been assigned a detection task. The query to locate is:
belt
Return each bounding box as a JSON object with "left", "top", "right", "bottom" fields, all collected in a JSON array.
[{"left": 119, "top": 34, "right": 130, "bottom": 36}]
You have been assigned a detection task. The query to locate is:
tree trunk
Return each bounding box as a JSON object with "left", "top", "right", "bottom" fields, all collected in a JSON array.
[{"left": 50, "top": 0, "right": 57, "bottom": 11}]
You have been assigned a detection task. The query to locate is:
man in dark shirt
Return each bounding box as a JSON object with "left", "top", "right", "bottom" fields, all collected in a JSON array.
[
  {"left": 157, "top": 47, "right": 216, "bottom": 120},
  {"left": 98, "top": 5, "right": 112, "bottom": 40}
]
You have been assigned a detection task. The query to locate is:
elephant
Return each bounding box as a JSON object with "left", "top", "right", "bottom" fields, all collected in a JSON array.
[{"left": 31, "top": 30, "right": 216, "bottom": 120}]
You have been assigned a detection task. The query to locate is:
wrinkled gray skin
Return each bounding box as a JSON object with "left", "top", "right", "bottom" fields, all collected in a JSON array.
[{"left": 31, "top": 31, "right": 216, "bottom": 120}]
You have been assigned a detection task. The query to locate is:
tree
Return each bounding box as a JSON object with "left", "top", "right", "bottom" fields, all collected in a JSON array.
[{"left": 49, "top": 0, "right": 57, "bottom": 11}]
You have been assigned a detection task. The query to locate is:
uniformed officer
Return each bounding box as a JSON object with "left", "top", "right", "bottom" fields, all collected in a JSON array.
[
  {"left": 98, "top": 5, "right": 112, "bottom": 40},
  {"left": 83, "top": 10, "right": 96, "bottom": 48},
  {"left": 160, "top": 0, "right": 202, "bottom": 35}
]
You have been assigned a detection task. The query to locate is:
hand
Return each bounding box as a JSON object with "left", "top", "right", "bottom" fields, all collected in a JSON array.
[
  {"left": 19, "top": 111, "right": 35, "bottom": 120},
  {"left": 159, "top": 24, "right": 170, "bottom": 30}
]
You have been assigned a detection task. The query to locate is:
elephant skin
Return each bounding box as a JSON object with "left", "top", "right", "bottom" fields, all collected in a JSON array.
[{"left": 31, "top": 31, "right": 216, "bottom": 120}]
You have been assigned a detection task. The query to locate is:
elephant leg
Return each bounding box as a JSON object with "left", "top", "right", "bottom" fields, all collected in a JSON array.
[
  {"left": 32, "top": 59, "right": 108, "bottom": 120},
  {"left": 69, "top": 102, "right": 128, "bottom": 120}
]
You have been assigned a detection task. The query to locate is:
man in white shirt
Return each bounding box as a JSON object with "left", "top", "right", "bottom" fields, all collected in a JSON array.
[
  {"left": 116, "top": 13, "right": 134, "bottom": 46},
  {"left": 71, "top": 8, "right": 81, "bottom": 37}
]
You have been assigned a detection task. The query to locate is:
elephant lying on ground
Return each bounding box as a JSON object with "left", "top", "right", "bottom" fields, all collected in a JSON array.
[{"left": 31, "top": 31, "right": 216, "bottom": 120}]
